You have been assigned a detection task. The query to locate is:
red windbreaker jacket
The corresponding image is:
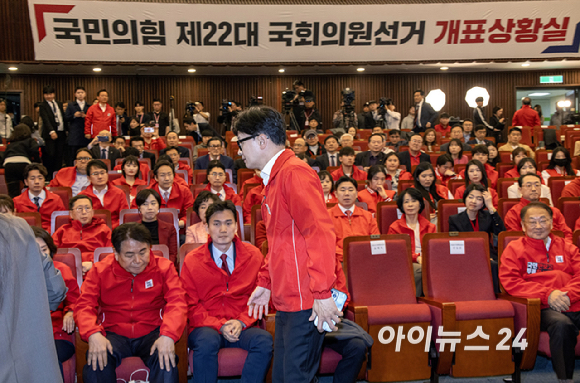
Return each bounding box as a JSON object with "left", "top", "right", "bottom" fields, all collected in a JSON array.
[
  {"left": 243, "top": 183, "right": 264, "bottom": 224},
  {"left": 181, "top": 237, "right": 263, "bottom": 333},
  {"left": 84, "top": 104, "right": 117, "bottom": 138},
  {"left": 257, "top": 150, "right": 336, "bottom": 312},
  {"left": 329, "top": 204, "right": 380, "bottom": 263},
  {"left": 203, "top": 183, "right": 242, "bottom": 205},
  {"left": 52, "top": 217, "right": 112, "bottom": 262},
  {"left": 52, "top": 261, "right": 80, "bottom": 341},
  {"left": 500, "top": 234, "right": 580, "bottom": 311},
  {"left": 387, "top": 215, "right": 437, "bottom": 262},
  {"left": 357, "top": 186, "right": 396, "bottom": 215},
  {"left": 49, "top": 166, "right": 79, "bottom": 188},
  {"left": 504, "top": 198, "right": 573, "bottom": 242},
  {"left": 74, "top": 251, "right": 187, "bottom": 342},
  {"left": 80, "top": 183, "right": 129, "bottom": 228},
  {"left": 14, "top": 188, "right": 66, "bottom": 231}
]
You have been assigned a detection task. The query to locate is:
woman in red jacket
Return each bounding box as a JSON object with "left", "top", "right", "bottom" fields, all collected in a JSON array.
[
  {"left": 32, "top": 226, "right": 79, "bottom": 378},
  {"left": 412, "top": 162, "right": 452, "bottom": 223},
  {"left": 357, "top": 165, "right": 396, "bottom": 215},
  {"left": 318, "top": 170, "right": 337, "bottom": 204},
  {"left": 383, "top": 152, "right": 413, "bottom": 194},
  {"left": 111, "top": 155, "right": 147, "bottom": 203},
  {"left": 387, "top": 188, "right": 436, "bottom": 297},
  {"left": 454, "top": 160, "right": 498, "bottom": 208},
  {"left": 541, "top": 147, "right": 580, "bottom": 184},
  {"left": 135, "top": 189, "right": 178, "bottom": 268}
]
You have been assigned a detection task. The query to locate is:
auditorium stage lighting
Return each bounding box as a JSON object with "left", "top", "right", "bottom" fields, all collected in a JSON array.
[
  {"left": 188, "top": 68, "right": 196, "bottom": 73},
  {"left": 465, "top": 87, "right": 489, "bottom": 108},
  {"left": 357, "top": 68, "right": 365, "bottom": 72},
  {"left": 93, "top": 68, "right": 101, "bottom": 72},
  {"left": 8, "top": 67, "right": 18, "bottom": 71},
  {"left": 426, "top": 89, "right": 445, "bottom": 112},
  {"left": 521, "top": 63, "right": 530, "bottom": 67},
  {"left": 279, "top": 69, "right": 285, "bottom": 73},
  {"left": 440, "top": 67, "right": 449, "bottom": 71}
]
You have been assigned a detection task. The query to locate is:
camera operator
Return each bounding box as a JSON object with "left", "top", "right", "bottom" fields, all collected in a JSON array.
[
  {"left": 364, "top": 100, "right": 380, "bottom": 129},
  {"left": 291, "top": 80, "right": 307, "bottom": 128},
  {"left": 377, "top": 98, "right": 401, "bottom": 130},
  {"left": 217, "top": 100, "right": 241, "bottom": 135},
  {"left": 192, "top": 101, "right": 210, "bottom": 131},
  {"left": 333, "top": 102, "right": 358, "bottom": 131},
  {"left": 298, "top": 91, "right": 321, "bottom": 131}
]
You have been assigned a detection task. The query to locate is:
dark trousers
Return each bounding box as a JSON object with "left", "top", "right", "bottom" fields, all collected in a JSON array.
[
  {"left": 540, "top": 309, "right": 580, "bottom": 380},
  {"left": 55, "top": 339, "right": 75, "bottom": 378},
  {"left": 4, "top": 162, "right": 28, "bottom": 197},
  {"left": 188, "top": 326, "right": 273, "bottom": 383},
  {"left": 43, "top": 131, "right": 67, "bottom": 180},
  {"left": 323, "top": 337, "right": 367, "bottom": 383},
  {"left": 273, "top": 309, "right": 325, "bottom": 383},
  {"left": 83, "top": 328, "right": 178, "bottom": 383}
]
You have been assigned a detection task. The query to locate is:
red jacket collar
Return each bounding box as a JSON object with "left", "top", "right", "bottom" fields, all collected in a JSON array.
[
  {"left": 84, "top": 182, "right": 114, "bottom": 196},
  {"left": 111, "top": 249, "right": 158, "bottom": 279},
  {"left": 202, "top": 236, "right": 249, "bottom": 268},
  {"left": 267, "top": 149, "right": 297, "bottom": 185},
  {"left": 523, "top": 233, "right": 556, "bottom": 252},
  {"left": 330, "top": 204, "right": 363, "bottom": 217},
  {"left": 71, "top": 216, "right": 106, "bottom": 230}
]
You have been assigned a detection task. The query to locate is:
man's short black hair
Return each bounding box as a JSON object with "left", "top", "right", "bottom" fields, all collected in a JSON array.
[
  {"left": 472, "top": 145, "right": 489, "bottom": 156},
  {"left": 23, "top": 163, "right": 48, "bottom": 180},
  {"left": 388, "top": 129, "right": 400, "bottom": 136},
  {"left": 233, "top": 106, "right": 286, "bottom": 146},
  {"left": 521, "top": 201, "right": 553, "bottom": 221},
  {"left": 474, "top": 124, "right": 487, "bottom": 132},
  {"left": 115, "top": 102, "right": 126, "bottom": 109},
  {"left": 152, "top": 98, "right": 161, "bottom": 103},
  {"left": 517, "top": 157, "right": 537, "bottom": 174},
  {"left": 414, "top": 89, "right": 425, "bottom": 96},
  {"left": 463, "top": 118, "right": 473, "bottom": 124},
  {"left": 123, "top": 146, "right": 140, "bottom": 157},
  {"left": 439, "top": 112, "right": 450, "bottom": 119},
  {"left": 43, "top": 86, "right": 55, "bottom": 94},
  {"left": 75, "top": 86, "right": 86, "bottom": 92},
  {"left": 475, "top": 97, "right": 484, "bottom": 102},
  {"left": 207, "top": 137, "right": 223, "bottom": 148},
  {"left": 134, "top": 101, "right": 144, "bottom": 107},
  {"left": 339, "top": 146, "right": 355, "bottom": 157},
  {"left": 451, "top": 125, "right": 464, "bottom": 132},
  {"left": 518, "top": 173, "right": 541, "bottom": 187},
  {"left": 193, "top": 191, "right": 220, "bottom": 217},
  {"left": 396, "top": 188, "right": 425, "bottom": 214},
  {"left": 293, "top": 80, "right": 305, "bottom": 87},
  {"left": 324, "top": 135, "right": 339, "bottom": 145},
  {"left": 86, "top": 160, "right": 107, "bottom": 175},
  {"left": 130, "top": 136, "right": 145, "bottom": 145},
  {"left": 154, "top": 160, "right": 175, "bottom": 177},
  {"left": 436, "top": 153, "right": 453, "bottom": 167},
  {"left": 207, "top": 160, "right": 226, "bottom": 174},
  {"left": 201, "top": 130, "right": 214, "bottom": 137},
  {"left": 112, "top": 223, "right": 152, "bottom": 254},
  {"left": 368, "top": 133, "right": 385, "bottom": 142},
  {"left": 135, "top": 189, "right": 161, "bottom": 208},
  {"left": 335, "top": 175, "right": 358, "bottom": 190},
  {"left": 205, "top": 200, "right": 238, "bottom": 224},
  {"left": 76, "top": 147, "right": 93, "bottom": 158},
  {"left": 184, "top": 117, "right": 196, "bottom": 125},
  {"left": 164, "top": 146, "right": 180, "bottom": 155},
  {"left": 96, "top": 89, "right": 107, "bottom": 96},
  {"left": 509, "top": 127, "right": 522, "bottom": 135},
  {"left": 69, "top": 195, "right": 92, "bottom": 210}
]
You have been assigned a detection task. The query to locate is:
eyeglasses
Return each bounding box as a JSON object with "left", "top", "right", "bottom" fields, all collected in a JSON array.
[
  {"left": 76, "top": 157, "right": 91, "bottom": 162},
  {"left": 73, "top": 206, "right": 92, "bottom": 213},
  {"left": 210, "top": 172, "right": 225, "bottom": 178},
  {"left": 522, "top": 183, "right": 541, "bottom": 189},
  {"left": 525, "top": 219, "right": 551, "bottom": 227},
  {"left": 237, "top": 134, "right": 257, "bottom": 150},
  {"left": 90, "top": 171, "right": 107, "bottom": 177},
  {"left": 208, "top": 145, "right": 222, "bottom": 149}
]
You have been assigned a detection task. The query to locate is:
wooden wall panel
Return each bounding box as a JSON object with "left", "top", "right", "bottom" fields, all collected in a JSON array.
[{"left": 4, "top": 68, "right": 580, "bottom": 133}]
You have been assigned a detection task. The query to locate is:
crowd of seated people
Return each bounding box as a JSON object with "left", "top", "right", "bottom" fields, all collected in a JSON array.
[{"left": 3, "top": 86, "right": 580, "bottom": 383}]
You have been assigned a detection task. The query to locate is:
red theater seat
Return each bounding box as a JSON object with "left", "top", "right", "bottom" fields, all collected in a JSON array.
[
  {"left": 15, "top": 211, "right": 41, "bottom": 227},
  {"left": 557, "top": 197, "right": 580, "bottom": 230},
  {"left": 498, "top": 178, "right": 518, "bottom": 199},
  {"left": 376, "top": 201, "right": 430, "bottom": 234},
  {"left": 548, "top": 176, "right": 576, "bottom": 205},
  {"left": 51, "top": 210, "right": 112, "bottom": 234},
  {"left": 438, "top": 199, "right": 466, "bottom": 232},
  {"left": 47, "top": 186, "right": 73, "bottom": 209}
]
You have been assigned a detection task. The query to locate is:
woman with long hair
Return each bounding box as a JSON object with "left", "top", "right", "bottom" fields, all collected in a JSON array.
[
  {"left": 454, "top": 159, "right": 499, "bottom": 208},
  {"left": 357, "top": 165, "right": 396, "bottom": 215},
  {"left": 3, "top": 124, "right": 40, "bottom": 197},
  {"left": 383, "top": 152, "right": 413, "bottom": 194},
  {"left": 111, "top": 155, "right": 147, "bottom": 203},
  {"left": 489, "top": 106, "right": 506, "bottom": 144},
  {"left": 412, "top": 162, "right": 453, "bottom": 223},
  {"left": 318, "top": 170, "right": 337, "bottom": 203},
  {"left": 423, "top": 128, "right": 438, "bottom": 152},
  {"left": 446, "top": 138, "right": 469, "bottom": 165},
  {"left": 542, "top": 147, "right": 580, "bottom": 184}
]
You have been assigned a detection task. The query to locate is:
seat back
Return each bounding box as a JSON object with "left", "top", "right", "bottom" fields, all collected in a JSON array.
[
  {"left": 190, "top": 184, "right": 206, "bottom": 199},
  {"left": 497, "top": 198, "right": 520, "bottom": 221},
  {"left": 175, "top": 169, "right": 188, "bottom": 185},
  {"left": 344, "top": 234, "right": 417, "bottom": 305},
  {"left": 499, "top": 152, "right": 513, "bottom": 163},
  {"left": 397, "top": 179, "right": 415, "bottom": 194},
  {"left": 250, "top": 204, "right": 263, "bottom": 246},
  {"left": 54, "top": 248, "right": 83, "bottom": 288},
  {"left": 497, "top": 163, "right": 515, "bottom": 178},
  {"left": 376, "top": 201, "right": 430, "bottom": 234},
  {"left": 237, "top": 169, "right": 257, "bottom": 191},
  {"left": 438, "top": 199, "right": 466, "bottom": 232},
  {"left": 51, "top": 209, "right": 112, "bottom": 234},
  {"left": 47, "top": 186, "right": 73, "bottom": 209},
  {"left": 557, "top": 197, "right": 580, "bottom": 230},
  {"left": 112, "top": 185, "right": 131, "bottom": 205},
  {"left": 119, "top": 208, "right": 180, "bottom": 247},
  {"left": 242, "top": 183, "right": 261, "bottom": 202},
  {"left": 453, "top": 164, "right": 467, "bottom": 176},
  {"left": 548, "top": 176, "right": 576, "bottom": 205},
  {"left": 498, "top": 178, "right": 518, "bottom": 199},
  {"left": 186, "top": 206, "right": 201, "bottom": 228},
  {"left": 422, "top": 232, "right": 494, "bottom": 302},
  {"left": 535, "top": 150, "right": 552, "bottom": 163},
  {"left": 447, "top": 179, "right": 465, "bottom": 197},
  {"left": 15, "top": 212, "right": 41, "bottom": 227},
  {"left": 179, "top": 243, "right": 205, "bottom": 274},
  {"left": 107, "top": 171, "right": 123, "bottom": 183}
]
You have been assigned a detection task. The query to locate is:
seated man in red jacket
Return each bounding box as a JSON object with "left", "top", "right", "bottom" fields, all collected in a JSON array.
[
  {"left": 181, "top": 201, "right": 273, "bottom": 383},
  {"left": 329, "top": 176, "right": 379, "bottom": 263},
  {"left": 504, "top": 174, "right": 573, "bottom": 242},
  {"left": 165, "top": 145, "right": 193, "bottom": 185},
  {"left": 49, "top": 148, "right": 93, "bottom": 196},
  {"left": 331, "top": 146, "right": 368, "bottom": 181},
  {"left": 14, "top": 163, "right": 65, "bottom": 231},
  {"left": 150, "top": 160, "right": 194, "bottom": 229},
  {"left": 80, "top": 159, "right": 129, "bottom": 228},
  {"left": 75, "top": 223, "right": 187, "bottom": 383},
  {"left": 52, "top": 195, "right": 112, "bottom": 272},
  {"left": 500, "top": 202, "right": 580, "bottom": 383}
]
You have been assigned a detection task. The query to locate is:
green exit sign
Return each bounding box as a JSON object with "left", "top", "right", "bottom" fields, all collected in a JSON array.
[{"left": 540, "top": 75, "right": 563, "bottom": 84}]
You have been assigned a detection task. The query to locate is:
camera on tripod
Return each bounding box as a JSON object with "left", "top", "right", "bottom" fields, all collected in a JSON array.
[
  {"left": 282, "top": 89, "right": 297, "bottom": 112},
  {"left": 341, "top": 88, "right": 355, "bottom": 114},
  {"left": 378, "top": 97, "right": 392, "bottom": 116},
  {"left": 221, "top": 99, "right": 232, "bottom": 114},
  {"left": 248, "top": 96, "right": 263, "bottom": 108},
  {"left": 185, "top": 102, "right": 195, "bottom": 116}
]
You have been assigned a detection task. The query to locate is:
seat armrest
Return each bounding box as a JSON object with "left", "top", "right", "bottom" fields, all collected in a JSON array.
[
  {"left": 347, "top": 304, "right": 368, "bottom": 331},
  {"left": 175, "top": 327, "right": 189, "bottom": 383},
  {"left": 418, "top": 297, "right": 456, "bottom": 375},
  {"left": 75, "top": 329, "right": 89, "bottom": 383}
]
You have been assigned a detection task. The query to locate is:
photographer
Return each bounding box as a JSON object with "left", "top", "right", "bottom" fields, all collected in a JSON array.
[
  {"left": 377, "top": 98, "right": 401, "bottom": 130},
  {"left": 191, "top": 101, "right": 210, "bottom": 131},
  {"left": 298, "top": 91, "right": 321, "bottom": 131},
  {"left": 149, "top": 98, "right": 170, "bottom": 136},
  {"left": 217, "top": 100, "right": 241, "bottom": 134},
  {"left": 333, "top": 102, "right": 358, "bottom": 132}
]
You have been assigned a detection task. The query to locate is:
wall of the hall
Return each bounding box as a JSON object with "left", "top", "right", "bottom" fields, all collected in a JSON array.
[{"left": 5, "top": 69, "right": 580, "bottom": 133}]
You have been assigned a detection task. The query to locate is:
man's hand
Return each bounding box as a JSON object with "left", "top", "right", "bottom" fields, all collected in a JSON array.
[
  {"left": 309, "top": 297, "right": 342, "bottom": 333},
  {"left": 62, "top": 311, "right": 75, "bottom": 334},
  {"left": 88, "top": 332, "right": 113, "bottom": 371},
  {"left": 85, "top": 134, "right": 92, "bottom": 139},
  {"left": 247, "top": 286, "right": 271, "bottom": 319},
  {"left": 549, "top": 290, "right": 570, "bottom": 312},
  {"left": 74, "top": 111, "right": 82, "bottom": 118},
  {"left": 90, "top": 137, "right": 99, "bottom": 147},
  {"left": 426, "top": 122, "right": 432, "bottom": 128},
  {"left": 50, "top": 131, "right": 58, "bottom": 140},
  {"left": 430, "top": 211, "right": 437, "bottom": 221},
  {"left": 416, "top": 255, "right": 422, "bottom": 264},
  {"left": 221, "top": 320, "right": 243, "bottom": 343},
  {"left": 179, "top": 220, "right": 185, "bottom": 229},
  {"left": 82, "top": 261, "right": 93, "bottom": 273},
  {"left": 150, "top": 335, "right": 176, "bottom": 372}
]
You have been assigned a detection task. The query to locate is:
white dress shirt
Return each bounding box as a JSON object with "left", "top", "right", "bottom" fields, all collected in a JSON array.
[
  {"left": 93, "top": 185, "right": 108, "bottom": 206},
  {"left": 212, "top": 242, "right": 234, "bottom": 273},
  {"left": 28, "top": 189, "right": 47, "bottom": 207},
  {"left": 261, "top": 149, "right": 285, "bottom": 186}
]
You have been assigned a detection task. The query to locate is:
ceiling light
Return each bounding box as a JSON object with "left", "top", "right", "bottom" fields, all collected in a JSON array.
[
  {"left": 278, "top": 69, "right": 285, "bottom": 73},
  {"left": 440, "top": 67, "right": 449, "bottom": 71},
  {"left": 528, "top": 92, "right": 551, "bottom": 97},
  {"left": 426, "top": 89, "right": 446, "bottom": 112},
  {"left": 521, "top": 63, "right": 530, "bottom": 67},
  {"left": 8, "top": 67, "right": 18, "bottom": 71},
  {"left": 93, "top": 67, "right": 101, "bottom": 72},
  {"left": 557, "top": 100, "right": 572, "bottom": 108},
  {"left": 465, "top": 87, "right": 490, "bottom": 108},
  {"left": 356, "top": 67, "right": 365, "bottom": 72},
  {"left": 188, "top": 68, "right": 196, "bottom": 73}
]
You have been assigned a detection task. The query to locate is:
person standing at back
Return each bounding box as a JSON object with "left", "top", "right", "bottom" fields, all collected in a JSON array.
[
  {"left": 235, "top": 106, "right": 341, "bottom": 383},
  {"left": 39, "top": 85, "right": 67, "bottom": 179},
  {"left": 512, "top": 97, "right": 541, "bottom": 127},
  {"left": 413, "top": 89, "right": 438, "bottom": 133},
  {"left": 84, "top": 89, "right": 117, "bottom": 139},
  {"left": 65, "top": 86, "right": 90, "bottom": 166}
]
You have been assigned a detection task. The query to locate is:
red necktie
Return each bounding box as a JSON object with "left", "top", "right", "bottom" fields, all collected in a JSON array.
[
  {"left": 220, "top": 254, "right": 231, "bottom": 277},
  {"left": 346, "top": 210, "right": 352, "bottom": 224}
]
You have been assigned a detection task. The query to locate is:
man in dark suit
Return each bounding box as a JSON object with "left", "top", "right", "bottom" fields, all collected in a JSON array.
[
  {"left": 397, "top": 133, "right": 430, "bottom": 173},
  {"left": 88, "top": 130, "right": 122, "bottom": 164},
  {"left": 467, "top": 124, "right": 494, "bottom": 146},
  {"left": 65, "top": 86, "right": 90, "bottom": 166},
  {"left": 440, "top": 125, "right": 472, "bottom": 152},
  {"left": 161, "top": 131, "right": 190, "bottom": 158},
  {"left": 114, "top": 102, "right": 130, "bottom": 136},
  {"left": 316, "top": 135, "right": 340, "bottom": 171},
  {"left": 130, "top": 136, "right": 156, "bottom": 167},
  {"left": 354, "top": 133, "right": 387, "bottom": 171},
  {"left": 413, "top": 89, "right": 438, "bottom": 133},
  {"left": 39, "top": 85, "right": 67, "bottom": 180},
  {"left": 194, "top": 136, "right": 234, "bottom": 171},
  {"left": 292, "top": 138, "right": 320, "bottom": 168},
  {"left": 149, "top": 98, "right": 170, "bottom": 136}
]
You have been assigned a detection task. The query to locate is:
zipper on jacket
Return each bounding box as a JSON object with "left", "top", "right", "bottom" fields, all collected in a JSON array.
[
  {"left": 546, "top": 251, "right": 550, "bottom": 263},
  {"left": 131, "top": 279, "right": 134, "bottom": 293}
]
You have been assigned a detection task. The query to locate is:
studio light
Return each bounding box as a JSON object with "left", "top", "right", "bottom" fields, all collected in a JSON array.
[
  {"left": 465, "top": 87, "right": 489, "bottom": 108},
  {"left": 426, "top": 89, "right": 446, "bottom": 112}
]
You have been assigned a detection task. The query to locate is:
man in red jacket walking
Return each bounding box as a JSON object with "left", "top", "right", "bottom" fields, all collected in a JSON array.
[
  {"left": 511, "top": 97, "right": 541, "bottom": 127},
  {"left": 500, "top": 202, "right": 580, "bottom": 383},
  {"left": 75, "top": 223, "right": 187, "bottom": 383},
  {"left": 84, "top": 89, "right": 116, "bottom": 139},
  {"left": 182, "top": 201, "right": 273, "bottom": 382},
  {"left": 235, "top": 106, "right": 340, "bottom": 383}
]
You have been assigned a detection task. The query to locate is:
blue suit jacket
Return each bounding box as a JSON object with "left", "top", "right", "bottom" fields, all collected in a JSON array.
[
  {"left": 65, "top": 101, "right": 90, "bottom": 146},
  {"left": 194, "top": 154, "right": 234, "bottom": 170}
]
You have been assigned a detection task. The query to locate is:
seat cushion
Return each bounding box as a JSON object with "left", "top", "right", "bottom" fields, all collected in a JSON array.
[
  {"left": 538, "top": 331, "right": 580, "bottom": 357},
  {"left": 116, "top": 357, "right": 149, "bottom": 382},
  {"left": 455, "top": 300, "right": 514, "bottom": 321},
  {"left": 367, "top": 303, "right": 431, "bottom": 325},
  {"left": 189, "top": 348, "right": 248, "bottom": 377},
  {"left": 318, "top": 348, "right": 343, "bottom": 374}
]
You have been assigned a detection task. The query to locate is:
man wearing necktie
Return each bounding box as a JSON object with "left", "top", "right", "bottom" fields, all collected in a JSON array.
[
  {"left": 412, "top": 89, "right": 438, "bottom": 133},
  {"left": 39, "top": 85, "right": 68, "bottom": 180},
  {"left": 88, "top": 130, "right": 121, "bottom": 164}
]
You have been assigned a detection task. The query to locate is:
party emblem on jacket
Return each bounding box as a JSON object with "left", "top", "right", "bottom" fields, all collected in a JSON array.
[{"left": 527, "top": 262, "right": 554, "bottom": 274}]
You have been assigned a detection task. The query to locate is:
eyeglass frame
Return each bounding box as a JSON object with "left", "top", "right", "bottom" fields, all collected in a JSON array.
[{"left": 237, "top": 134, "right": 258, "bottom": 151}]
